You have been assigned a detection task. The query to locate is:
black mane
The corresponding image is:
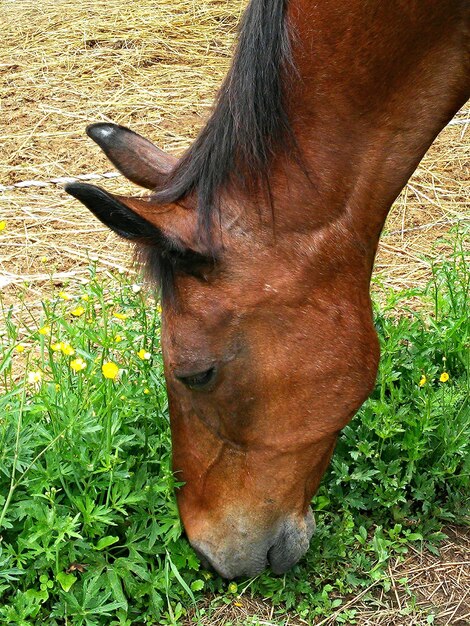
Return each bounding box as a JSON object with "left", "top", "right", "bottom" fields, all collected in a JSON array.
[{"left": 154, "top": 0, "right": 294, "bottom": 245}]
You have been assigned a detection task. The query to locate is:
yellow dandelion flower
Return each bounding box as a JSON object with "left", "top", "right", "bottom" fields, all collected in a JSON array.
[
  {"left": 113, "top": 312, "right": 129, "bottom": 321},
  {"left": 419, "top": 375, "right": 426, "bottom": 387},
  {"left": 0, "top": 221, "right": 7, "bottom": 232},
  {"left": 71, "top": 306, "right": 85, "bottom": 317},
  {"left": 144, "top": 388, "right": 150, "bottom": 395},
  {"left": 439, "top": 372, "right": 449, "bottom": 383},
  {"left": 70, "top": 358, "right": 87, "bottom": 372},
  {"left": 39, "top": 326, "right": 51, "bottom": 336},
  {"left": 40, "top": 255, "right": 48, "bottom": 263},
  {"left": 55, "top": 384, "right": 60, "bottom": 392},
  {"left": 157, "top": 304, "right": 162, "bottom": 314},
  {"left": 15, "top": 344, "right": 26, "bottom": 353},
  {"left": 137, "top": 349, "right": 151, "bottom": 360},
  {"left": 102, "top": 362, "right": 120, "bottom": 380},
  {"left": 51, "top": 343, "right": 62, "bottom": 352},
  {"left": 81, "top": 294, "right": 90, "bottom": 302},
  {"left": 28, "top": 371, "right": 42, "bottom": 384},
  {"left": 114, "top": 335, "right": 123, "bottom": 343},
  {"left": 61, "top": 343, "right": 75, "bottom": 356}
]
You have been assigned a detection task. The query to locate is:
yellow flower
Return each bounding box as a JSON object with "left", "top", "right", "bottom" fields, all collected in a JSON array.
[
  {"left": 228, "top": 582, "right": 238, "bottom": 594},
  {"left": 55, "top": 384, "right": 60, "bottom": 391},
  {"left": 15, "top": 344, "right": 26, "bottom": 353},
  {"left": 0, "top": 220, "right": 7, "bottom": 232},
  {"left": 40, "top": 255, "right": 48, "bottom": 263},
  {"left": 102, "top": 362, "right": 120, "bottom": 380},
  {"left": 61, "top": 343, "right": 75, "bottom": 356},
  {"left": 113, "top": 312, "right": 128, "bottom": 321},
  {"left": 144, "top": 388, "right": 150, "bottom": 395},
  {"left": 39, "top": 326, "right": 51, "bottom": 336},
  {"left": 70, "top": 358, "right": 86, "bottom": 372},
  {"left": 51, "top": 343, "right": 62, "bottom": 352},
  {"left": 137, "top": 349, "right": 151, "bottom": 360},
  {"left": 59, "top": 291, "right": 72, "bottom": 301},
  {"left": 81, "top": 294, "right": 90, "bottom": 302},
  {"left": 28, "top": 371, "right": 42, "bottom": 384},
  {"left": 157, "top": 304, "right": 162, "bottom": 315},
  {"left": 439, "top": 372, "right": 449, "bottom": 383},
  {"left": 114, "top": 335, "right": 123, "bottom": 343},
  {"left": 419, "top": 375, "right": 426, "bottom": 387},
  {"left": 71, "top": 306, "right": 85, "bottom": 317}
]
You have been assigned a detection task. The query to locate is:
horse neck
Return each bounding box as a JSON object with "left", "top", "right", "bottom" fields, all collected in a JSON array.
[{"left": 280, "top": 0, "right": 469, "bottom": 254}]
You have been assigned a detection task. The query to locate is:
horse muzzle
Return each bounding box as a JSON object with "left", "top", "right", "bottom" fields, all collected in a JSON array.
[{"left": 189, "top": 508, "right": 315, "bottom": 579}]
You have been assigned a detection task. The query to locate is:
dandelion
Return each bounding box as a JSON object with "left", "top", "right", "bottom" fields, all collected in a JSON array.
[
  {"left": 81, "top": 294, "right": 90, "bottom": 302},
  {"left": 102, "top": 361, "right": 120, "bottom": 380},
  {"left": 114, "top": 335, "right": 123, "bottom": 343},
  {"left": 51, "top": 343, "right": 62, "bottom": 352},
  {"left": 137, "top": 349, "right": 151, "bottom": 360},
  {"left": 144, "top": 388, "right": 150, "bottom": 395},
  {"left": 55, "top": 384, "right": 60, "bottom": 392},
  {"left": 157, "top": 304, "right": 162, "bottom": 315},
  {"left": 58, "top": 291, "right": 72, "bottom": 301},
  {"left": 419, "top": 375, "right": 426, "bottom": 387},
  {"left": 113, "top": 312, "right": 129, "bottom": 321},
  {"left": 15, "top": 344, "right": 27, "bottom": 353},
  {"left": 70, "top": 358, "right": 87, "bottom": 372},
  {"left": 439, "top": 372, "right": 449, "bottom": 383},
  {"left": 28, "top": 371, "right": 42, "bottom": 384},
  {"left": 71, "top": 306, "right": 85, "bottom": 317},
  {"left": 0, "top": 220, "right": 7, "bottom": 232},
  {"left": 39, "top": 325, "right": 51, "bottom": 336},
  {"left": 40, "top": 256, "right": 48, "bottom": 263}
]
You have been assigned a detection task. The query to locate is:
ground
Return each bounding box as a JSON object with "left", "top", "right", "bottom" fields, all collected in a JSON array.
[{"left": 0, "top": 1, "right": 468, "bottom": 624}]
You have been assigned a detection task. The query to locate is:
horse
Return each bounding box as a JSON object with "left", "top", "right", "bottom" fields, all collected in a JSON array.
[{"left": 65, "top": 0, "right": 470, "bottom": 579}]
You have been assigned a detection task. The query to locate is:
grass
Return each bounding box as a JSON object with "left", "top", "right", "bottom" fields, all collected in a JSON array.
[{"left": 0, "top": 228, "right": 468, "bottom": 626}]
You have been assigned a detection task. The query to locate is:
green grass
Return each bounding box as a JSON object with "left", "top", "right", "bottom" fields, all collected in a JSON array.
[{"left": 0, "top": 229, "right": 468, "bottom": 625}]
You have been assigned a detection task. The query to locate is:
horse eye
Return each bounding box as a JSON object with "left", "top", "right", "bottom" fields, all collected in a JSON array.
[{"left": 176, "top": 367, "right": 216, "bottom": 390}]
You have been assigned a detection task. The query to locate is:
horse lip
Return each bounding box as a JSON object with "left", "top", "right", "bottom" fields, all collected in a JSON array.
[{"left": 191, "top": 540, "right": 268, "bottom": 579}]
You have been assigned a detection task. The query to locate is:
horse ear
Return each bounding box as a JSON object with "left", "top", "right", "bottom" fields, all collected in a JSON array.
[
  {"left": 65, "top": 182, "right": 204, "bottom": 255},
  {"left": 86, "top": 123, "right": 178, "bottom": 190}
]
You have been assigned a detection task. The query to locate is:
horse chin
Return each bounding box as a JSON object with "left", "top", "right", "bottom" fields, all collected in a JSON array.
[
  {"left": 268, "top": 508, "right": 316, "bottom": 575},
  {"left": 190, "top": 508, "right": 315, "bottom": 580}
]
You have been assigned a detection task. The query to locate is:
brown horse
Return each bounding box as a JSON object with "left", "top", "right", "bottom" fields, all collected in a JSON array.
[{"left": 66, "top": 0, "right": 470, "bottom": 579}]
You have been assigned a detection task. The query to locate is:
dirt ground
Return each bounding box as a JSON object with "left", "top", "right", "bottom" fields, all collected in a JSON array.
[{"left": 0, "top": 1, "right": 468, "bottom": 624}]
